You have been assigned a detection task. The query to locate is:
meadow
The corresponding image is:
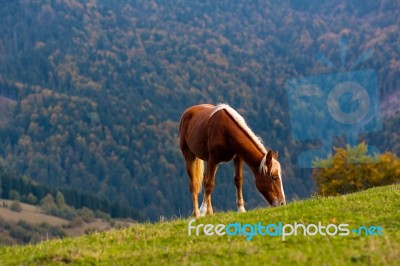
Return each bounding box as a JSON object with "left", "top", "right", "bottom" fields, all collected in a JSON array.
[{"left": 0, "top": 185, "right": 399, "bottom": 265}]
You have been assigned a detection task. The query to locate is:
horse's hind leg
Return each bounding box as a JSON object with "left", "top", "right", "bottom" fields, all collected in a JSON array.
[
  {"left": 185, "top": 155, "right": 204, "bottom": 218},
  {"left": 234, "top": 156, "right": 246, "bottom": 213},
  {"left": 200, "top": 158, "right": 218, "bottom": 216}
]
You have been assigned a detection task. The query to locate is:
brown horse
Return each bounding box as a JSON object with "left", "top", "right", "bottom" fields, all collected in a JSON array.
[{"left": 179, "top": 103, "right": 286, "bottom": 217}]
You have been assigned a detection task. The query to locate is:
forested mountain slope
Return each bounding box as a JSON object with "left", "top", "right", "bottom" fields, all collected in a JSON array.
[{"left": 0, "top": 0, "right": 399, "bottom": 220}]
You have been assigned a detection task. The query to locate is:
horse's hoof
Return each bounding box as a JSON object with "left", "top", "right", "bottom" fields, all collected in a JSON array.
[
  {"left": 238, "top": 206, "right": 246, "bottom": 213},
  {"left": 199, "top": 203, "right": 207, "bottom": 217}
]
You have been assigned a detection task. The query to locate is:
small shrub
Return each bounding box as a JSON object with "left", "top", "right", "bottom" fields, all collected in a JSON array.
[
  {"left": 10, "top": 201, "right": 22, "bottom": 212},
  {"left": 25, "top": 193, "right": 38, "bottom": 205},
  {"left": 78, "top": 207, "right": 95, "bottom": 223},
  {"left": 68, "top": 216, "right": 84, "bottom": 227}
]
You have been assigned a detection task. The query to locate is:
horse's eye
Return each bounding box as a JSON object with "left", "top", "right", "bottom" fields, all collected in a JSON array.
[{"left": 271, "top": 175, "right": 278, "bottom": 181}]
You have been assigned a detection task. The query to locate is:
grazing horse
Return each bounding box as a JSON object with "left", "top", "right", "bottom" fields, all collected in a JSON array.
[{"left": 179, "top": 103, "right": 286, "bottom": 217}]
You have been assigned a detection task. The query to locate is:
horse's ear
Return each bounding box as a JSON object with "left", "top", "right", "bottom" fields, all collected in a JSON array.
[
  {"left": 273, "top": 150, "right": 278, "bottom": 159},
  {"left": 266, "top": 150, "right": 273, "bottom": 166}
]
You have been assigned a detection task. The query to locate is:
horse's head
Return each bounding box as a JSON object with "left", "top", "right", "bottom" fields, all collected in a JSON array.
[{"left": 256, "top": 150, "right": 286, "bottom": 207}]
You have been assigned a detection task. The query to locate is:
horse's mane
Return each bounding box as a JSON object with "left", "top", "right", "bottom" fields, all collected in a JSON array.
[
  {"left": 210, "top": 103, "right": 280, "bottom": 178},
  {"left": 210, "top": 103, "right": 268, "bottom": 155}
]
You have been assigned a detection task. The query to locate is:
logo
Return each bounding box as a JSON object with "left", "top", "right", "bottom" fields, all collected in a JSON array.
[
  {"left": 188, "top": 219, "right": 383, "bottom": 241},
  {"left": 286, "top": 39, "right": 382, "bottom": 168}
]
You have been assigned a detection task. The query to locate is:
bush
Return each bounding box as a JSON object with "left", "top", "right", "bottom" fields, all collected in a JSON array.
[
  {"left": 25, "top": 193, "right": 38, "bottom": 205},
  {"left": 47, "top": 206, "right": 78, "bottom": 220},
  {"left": 78, "top": 207, "right": 95, "bottom": 223},
  {"left": 95, "top": 210, "right": 111, "bottom": 221},
  {"left": 313, "top": 143, "right": 400, "bottom": 196},
  {"left": 68, "top": 216, "right": 84, "bottom": 227},
  {"left": 10, "top": 201, "right": 22, "bottom": 212}
]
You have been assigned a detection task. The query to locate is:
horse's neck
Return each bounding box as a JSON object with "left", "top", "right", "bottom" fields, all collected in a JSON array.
[{"left": 229, "top": 124, "right": 265, "bottom": 172}]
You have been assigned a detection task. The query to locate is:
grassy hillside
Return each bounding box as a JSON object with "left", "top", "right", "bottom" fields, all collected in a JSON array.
[
  {"left": 0, "top": 199, "right": 68, "bottom": 226},
  {"left": 0, "top": 199, "right": 134, "bottom": 245},
  {"left": 0, "top": 185, "right": 399, "bottom": 265}
]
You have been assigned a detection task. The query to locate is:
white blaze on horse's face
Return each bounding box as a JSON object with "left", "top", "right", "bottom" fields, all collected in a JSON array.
[
  {"left": 275, "top": 161, "right": 286, "bottom": 206},
  {"left": 279, "top": 168, "right": 285, "bottom": 198},
  {"left": 256, "top": 151, "right": 286, "bottom": 207}
]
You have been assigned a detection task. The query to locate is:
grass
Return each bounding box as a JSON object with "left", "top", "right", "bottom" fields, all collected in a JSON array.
[
  {"left": 0, "top": 199, "right": 69, "bottom": 226},
  {"left": 0, "top": 185, "right": 399, "bottom": 265},
  {"left": 0, "top": 199, "right": 133, "bottom": 244}
]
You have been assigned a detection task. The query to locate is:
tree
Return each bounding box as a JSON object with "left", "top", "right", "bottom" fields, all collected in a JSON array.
[
  {"left": 8, "top": 190, "right": 20, "bottom": 201},
  {"left": 40, "top": 194, "right": 56, "bottom": 210},
  {"left": 313, "top": 143, "right": 400, "bottom": 196},
  {"left": 55, "top": 191, "right": 66, "bottom": 208}
]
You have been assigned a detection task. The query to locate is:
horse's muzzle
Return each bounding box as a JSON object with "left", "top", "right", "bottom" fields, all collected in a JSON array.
[{"left": 272, "top": 199, "right": 286, "bottom": 207}]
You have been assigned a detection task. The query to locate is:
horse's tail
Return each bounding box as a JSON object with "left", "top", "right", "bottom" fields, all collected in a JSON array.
[
  {"left": 195, "top": 157, "right": 204, "bottom": 180},
  {"left": 192, "top": 157, "right": 204, "bottom": 191}
]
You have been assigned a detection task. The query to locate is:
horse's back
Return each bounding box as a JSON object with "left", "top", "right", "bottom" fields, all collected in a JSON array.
[
  {"left": 179, "top": 104, "right": 215, "bottom": 132},
  {"left": 181, "top": 104, "right": 215, "bottom": 120}
]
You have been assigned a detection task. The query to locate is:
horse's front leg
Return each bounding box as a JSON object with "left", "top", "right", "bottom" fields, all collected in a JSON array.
[
  {"left": 200, "top": 159, "right": 219, "bottom": 216},
  {"left": 234, "top": 156, "right": 246, "bottom": 213}
]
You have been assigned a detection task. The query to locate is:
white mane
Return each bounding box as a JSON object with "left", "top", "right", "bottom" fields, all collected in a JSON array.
[
  {"left": 210, "top": 104, "right": 282, "bottom": 179},
  {"left": 210, "top": 103, "right": 268, "bottom": 155}
]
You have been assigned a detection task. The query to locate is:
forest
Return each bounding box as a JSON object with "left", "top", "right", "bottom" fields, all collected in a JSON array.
[{"left": 0, "top": 0, "right": 399, "bottom": 221}]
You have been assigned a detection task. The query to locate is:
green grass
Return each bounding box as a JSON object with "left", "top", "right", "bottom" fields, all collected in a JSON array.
[{"left": 1, "top": 185, "right": 399, "bottom": 265}]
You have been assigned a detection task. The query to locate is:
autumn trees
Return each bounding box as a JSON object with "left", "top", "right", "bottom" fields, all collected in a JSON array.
[{"left": 313, "top": 144, "right": 400, "bottom": 196}]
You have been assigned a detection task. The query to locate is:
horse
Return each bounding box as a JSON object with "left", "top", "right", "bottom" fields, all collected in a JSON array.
[{"left": 179, "top": 103, "right": 286, "bottom": 217}]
